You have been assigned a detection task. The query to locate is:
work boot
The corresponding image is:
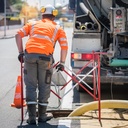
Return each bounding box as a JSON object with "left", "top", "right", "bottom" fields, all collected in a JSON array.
[
  {"left": 38, "top": 105, "right": 53, "bottom": 122},
  {"left": 26, "top": 104, "right": 36, "bottom": 125}
]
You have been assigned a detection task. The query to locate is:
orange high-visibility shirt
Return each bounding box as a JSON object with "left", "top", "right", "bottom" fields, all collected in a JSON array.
[{"left": 17, "top": 19, "right": 68, "bottom": 55}]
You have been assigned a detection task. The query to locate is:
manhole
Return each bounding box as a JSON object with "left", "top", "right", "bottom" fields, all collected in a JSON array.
[{"left": 47, "top": 110, "right": 73, "bottom": 118}]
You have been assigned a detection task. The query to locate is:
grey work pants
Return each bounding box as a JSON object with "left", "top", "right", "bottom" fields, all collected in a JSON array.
[{"left": 24, "top": 53, "right": 53, "bottom": 105}]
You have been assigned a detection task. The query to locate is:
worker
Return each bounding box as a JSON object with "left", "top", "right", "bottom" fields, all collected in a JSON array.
[{"left": 15, "top": 4, "right": 68, "bottom": 125}]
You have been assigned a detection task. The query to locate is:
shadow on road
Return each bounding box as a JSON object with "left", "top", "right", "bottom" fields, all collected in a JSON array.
[{"left": 17, "top": 122, "right": 68, "bottom": 128}]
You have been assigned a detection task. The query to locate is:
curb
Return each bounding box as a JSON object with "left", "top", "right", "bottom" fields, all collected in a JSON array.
[{"left": 0, "top": 35, "right": 15, "bottom": 39}]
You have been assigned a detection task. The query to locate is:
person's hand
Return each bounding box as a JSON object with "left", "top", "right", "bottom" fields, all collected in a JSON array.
[
  {"left": 56, "top": 62, "right": 64, "bottom": 71},
  {"left": 18, "top": 53, "right": 24, "bottom": 63}
]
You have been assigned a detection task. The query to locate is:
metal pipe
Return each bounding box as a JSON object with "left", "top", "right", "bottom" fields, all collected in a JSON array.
[
  {"left": 85, "top": 22, "right": 93, "bottom": 30},
  {"left": 80, "top": 24, "right": 86, "bottom": 30},
  {"left": 93, "top": 23, "right": 98, "bottom": 30},
  {"left": 75, "top": 21, "right": 81, "bottom": 29}
]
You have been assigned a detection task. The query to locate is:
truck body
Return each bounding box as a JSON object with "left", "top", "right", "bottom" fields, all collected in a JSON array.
[{"left": 69, "top": 0, "right": 128, "bottom": 85}]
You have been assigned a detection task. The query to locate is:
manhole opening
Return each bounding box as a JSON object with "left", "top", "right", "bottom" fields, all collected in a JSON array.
[{"left": 47, "top": 110, "right": 73, "bottom": 118}]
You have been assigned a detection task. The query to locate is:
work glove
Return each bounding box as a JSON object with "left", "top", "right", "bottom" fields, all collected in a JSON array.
[
  {"left": 18, "top": 53, "right": 24, "bottom": 63},
  {"left": 56, "top": 62, "right": 64, "bottom": 71}
]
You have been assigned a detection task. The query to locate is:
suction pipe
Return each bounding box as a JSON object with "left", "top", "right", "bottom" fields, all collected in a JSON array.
[{"left": 68, "top": 100, "right": 128, "bottom": 117}]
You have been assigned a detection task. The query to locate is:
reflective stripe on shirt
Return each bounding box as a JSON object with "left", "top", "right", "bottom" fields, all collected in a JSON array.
[
  {"left": 60, "top": 43, "right": 68, "bottom": 47},
  {"left": 30, "top": 21, "right": 36, "bottom": 36},
  {"left": 51, "top": 25, "right": 60, "bottom": 43},
  {"left": 59, "top": 37, "right": 68, "bottom": 47},
  {"left": 20, "top": 28, "right": 27, "bottom": 36},
  {"left": 59, "top": 37, "right": 67, "bottom": 42},
  {"left": 31, "top": 34, "right": 53, "bottom": 44}
]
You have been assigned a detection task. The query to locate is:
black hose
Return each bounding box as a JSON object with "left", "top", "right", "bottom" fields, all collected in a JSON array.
[{"left": 116, "top": 0, "right": 128, "bottom": 8}]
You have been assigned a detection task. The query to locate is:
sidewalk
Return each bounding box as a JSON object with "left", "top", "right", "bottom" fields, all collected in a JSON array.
[{"left": 0, "top": 25, "right": 23, "bottom": 39}]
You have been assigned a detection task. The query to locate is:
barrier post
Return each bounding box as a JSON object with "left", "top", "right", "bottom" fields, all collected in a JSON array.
[{"left": 21, "top": 59, "right": 24, "bottom": 122}]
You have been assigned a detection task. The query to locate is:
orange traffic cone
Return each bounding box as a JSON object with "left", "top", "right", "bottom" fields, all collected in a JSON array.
[{"left": 11, "top": 76, "right": 26, "bottom": 109}]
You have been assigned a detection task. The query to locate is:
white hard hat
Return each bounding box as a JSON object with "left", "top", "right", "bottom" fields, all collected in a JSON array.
[{"left": 40, "top": 4, "right": 58, "bottom": 16}]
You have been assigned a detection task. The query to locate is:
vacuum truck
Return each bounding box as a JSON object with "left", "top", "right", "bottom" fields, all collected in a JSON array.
[{"left": 69, "top": 0, "right": 128, "bottom": 88}]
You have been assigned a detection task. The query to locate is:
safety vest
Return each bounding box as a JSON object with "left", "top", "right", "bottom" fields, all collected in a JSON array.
[{"left": 17, "top": 19, "right": 68, "bottom": 55}]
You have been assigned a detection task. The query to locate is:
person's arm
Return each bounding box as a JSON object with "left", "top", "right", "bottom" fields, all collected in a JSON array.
[
  {"left": 58, "top": 29, "right": 68, "bottom": 64},
  {"left": 60, "top": 50, "right": 68, "bottom": 64},
  {"left": 56, "top": 29, "right": 68, "bottom": 71},
  {"left": 15, "top": 33, "right": 23, "bottom": 53},
  {"left": 15, "top": 22, "right": 30, "bottom": 53}
]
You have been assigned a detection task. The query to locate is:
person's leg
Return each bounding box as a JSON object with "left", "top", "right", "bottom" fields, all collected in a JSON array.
[
  {"left": 24, "top": 54, "right": 38, "bottom": 124},
  {"left": 27, "top": 104, "right": 36, "bottom": 124},
  {"left": 37, "top": 58, "right": 53, "bottom": 122},
  {"left": 38, "top": 105, "right": 53, "bottom": 122}
]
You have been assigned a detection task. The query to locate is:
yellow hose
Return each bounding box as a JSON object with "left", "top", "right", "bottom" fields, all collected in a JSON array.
[{"left": 68, "top": 100, "right": 128, "bottom": 117}]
